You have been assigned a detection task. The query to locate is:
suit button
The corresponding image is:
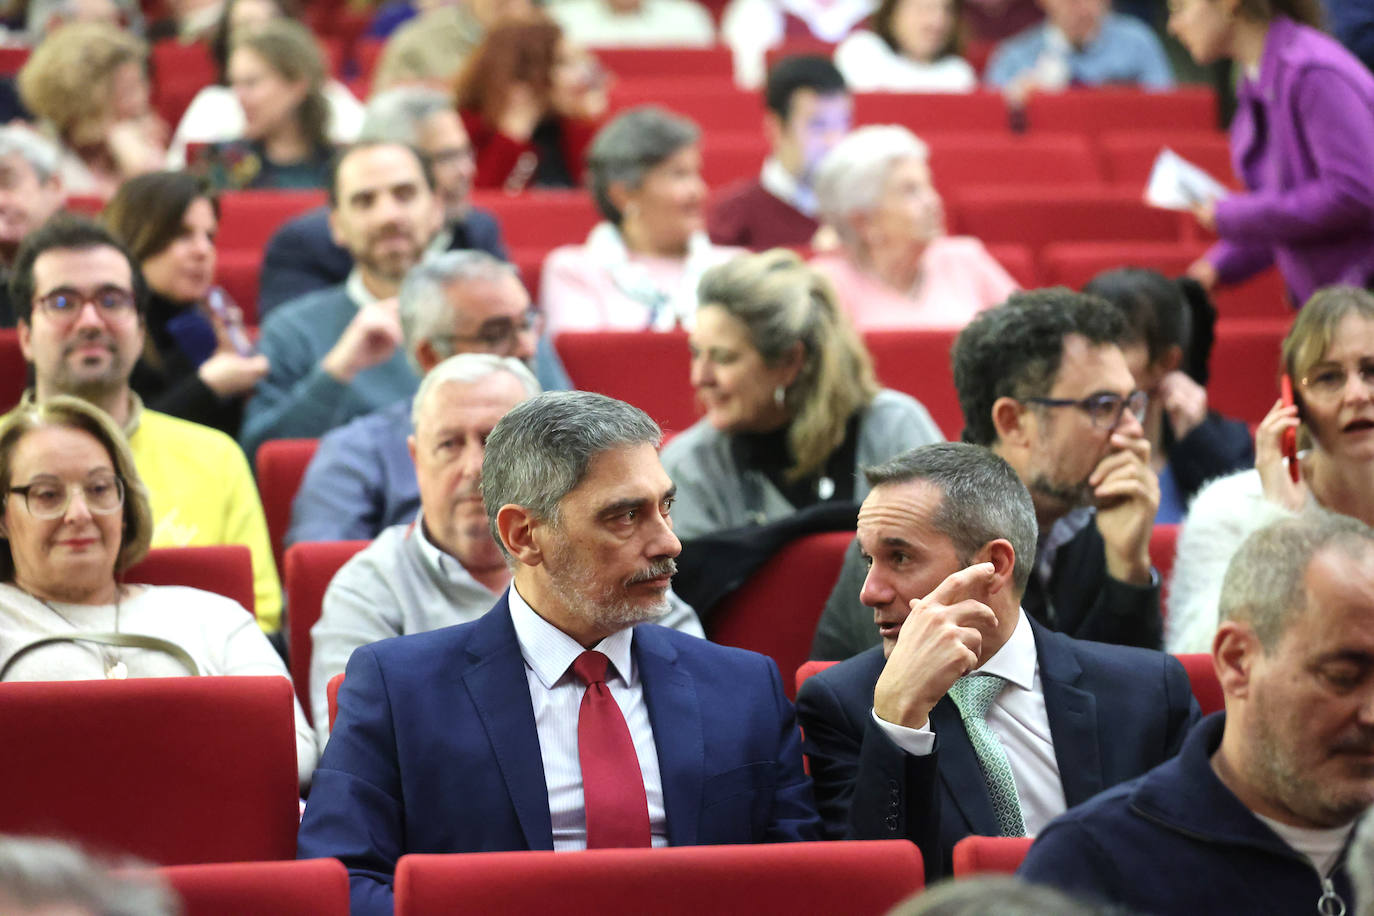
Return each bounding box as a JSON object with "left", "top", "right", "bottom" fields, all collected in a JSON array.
[{"left": 885, "top": 815, "right": 898, "bottom": 831}]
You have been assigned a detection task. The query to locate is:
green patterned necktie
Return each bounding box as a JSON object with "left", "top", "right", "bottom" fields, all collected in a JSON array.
[{"left": 947, "top": 674, "right": 1027, "bottom": 838}]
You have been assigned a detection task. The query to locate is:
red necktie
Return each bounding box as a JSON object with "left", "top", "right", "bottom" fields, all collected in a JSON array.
[{"left": 572, "top": 650, "right": 652, "bottom": 849}]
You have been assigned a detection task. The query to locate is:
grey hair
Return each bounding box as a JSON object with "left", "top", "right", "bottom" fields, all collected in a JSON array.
[
  {"left": 410, "top": 352, "right": 540, "bottom": 428},
  {"left": 864, "top": 442, "right": 1037, "bottom": 595},
  {"left": 586, "top": 106, "right": 700, "bottom": 226},
  {"left": 0, "top": 126, "right": 60, "bottom": 183},
  {"left": 0, "top": 836, "right": 179, "bottom": 916},
  {"left": 888, "top": 875, "right": 1117, "bottom": 916},
  {"left": 397, "top": 249, "right": 523, "bottom": 374},
  {"left": 814, "top": 124, "right": 929, "bottom": 251},
  {"left": 482, "top": 391, "right": 661, "bottom": 558},
  {"left": 1219, "top": 513, "right": 1374, "bottom": 650},
  {"left": 358, "top": 86, "right": 454, "bottom": 147}
]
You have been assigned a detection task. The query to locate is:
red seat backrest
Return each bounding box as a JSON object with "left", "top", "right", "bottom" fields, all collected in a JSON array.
[
  {"left": 596, "top": 46, "right": 734, "bottom": 81},
  {"left": 218, "top": 190, "right": 329, "bottom": 252},
  {"left": 395, "top": 841, "right": 924, "bottom": 916},
  {"left": 949, "top": 186, "right": 1189, "bottom": 256},
  {"left": 950, "top": 836, "right": 1035, "bottom": 876},
  {"left": 928, "top": 133, "right": 1103, "bottom": 192},
  {"left": 608, "top": 83, "right": 761, "bottom": 132},
  {"left": 471, "top": 190, "right": 601, "bottom": 252},
  {"left": 1207, "top": 318, "right": 1291, "bottom": 425},
  {"left": 155, "top": 859, "right": 350, "bottom": 916},
  {"left": 255, "top": 438, "right": 321, "bottom": 577},
  {"left": 1025, "top": 88, "right": 1219, "bottom": 133},
  {"left": 327, "top": 671, "right": 345, "bottom": 732},
  {"left": 1175, "top": 652, "right": 1224, "bottom": 714},
  {"left": 125, "top": 545, "right": 256, "bottom": 620},
  {"left": 852, "top": 91, "right": 1011, "bottom": 133},
  {"left": 1097, "top": 129, "right": 1237, "bottom": 188},
  {"left": 1150, "top": 523, "right": 1179, "bottom": 618},
  {"left": 284, "top": 540, "right": 371, "bottom": 721},
  {"left": 795, "top": 659, "right": 839, "bottom": 695},
  {"left": 710, "top": 531, "right": 855, "bottom": 701},
  {"left": 0, "top": 327, "right": 26, "bottom": 412},
  {"left": 0, "top": 677, "right": 299, "bottom": 865},
  {"left": 553, "top": 330, "right": 698, "bottom": 435},
  {"left": 862, "top": 328, "right": 964, "bottom": 440},
  {"left": 216, "top": 248, "right": 264, "bottom": 327}
]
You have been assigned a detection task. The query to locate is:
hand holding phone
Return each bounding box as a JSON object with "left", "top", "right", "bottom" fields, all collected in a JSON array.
[{"left": 1280, "top": 375, "right": 1300, "bottom": 484}]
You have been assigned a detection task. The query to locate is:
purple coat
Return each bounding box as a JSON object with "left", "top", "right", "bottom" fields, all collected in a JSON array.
[{"left": 1209, "top": 16, "right": 1374, "bottom": 305}]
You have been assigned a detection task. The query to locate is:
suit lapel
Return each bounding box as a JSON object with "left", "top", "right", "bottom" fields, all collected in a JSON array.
[
  {"left": 462, "top": 595, "right": 555, "bottom": 850},
  {"left": 931, "top": 697, "right": 1001, "bottom": 836},
  {"left": 635, "top": 627, "right": 702, "bottom": 847},
  {"left": 1033, "top": 622, "right": 1105, "bottom": 806}
]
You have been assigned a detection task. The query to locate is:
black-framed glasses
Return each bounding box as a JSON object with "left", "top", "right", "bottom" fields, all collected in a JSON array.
[
  {"left": 6, "top": 474, "right": 125, "bottom": 520},
  {"left": 1024, "top": 390, "right": 1149, "bottom": 430},
  {"left": 33, "top": 286, "right": 136, "bottom": 320},
  {"left": 436, "top": 310, "right": 542, "bottom": 356}
]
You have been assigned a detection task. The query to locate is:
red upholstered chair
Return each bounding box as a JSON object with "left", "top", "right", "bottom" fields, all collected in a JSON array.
[
  {"left": 255, "top": 438, "right": 321, "bottom": 576},
  {"left": 985, "top": 243, "right": 1038, "bottom": 289},
  {"left": 218, "top": 190, "right": 329, "bottom": 252},
  {"left": 0, "top": 677, "right": 299, "bottom": 865},
  {"left": 125, "top": 545, "right": 256, "bottom": 618},
  {"left": 155, "top": 859, "right": 350, "bottom": 916},
  {"left": 1024, "top": 88, "right": 1219, "bottom": 133},
  {"left": 1150, "top": 524, "right": 1179, "bottom": 618},
  {"left": 595, "top": 46, "right": 734, "bottom": 80},
  {"left": 1097, "top": 129, "right": 1238, "bottom": 188},
  {"left": 607, "top": 82, "right": 761, "bottom": 132},
  {"left": 927, "top": 133, "right": 1103, "bottom": 192},
  {"left": 1175, "top": 652, "right": 1224, "bottom": 715},
  {"left": 1207, "top": 318, "right": 1291, "bottom": 425},
  {"left": 553, "top": 330, "right": 698, "bottom": 435},
  {"left": 853, "top": 91, "right": 1010, "bottom": 133},
  {"left": 470, "top": 190, "right": 601, "bottom": 251},
  {"left": 948, "top": 187, "right": 1189, "bottom": 256},
  {"left": 327, "top": 672, "right": 345, "bottom": 731},
  {"left": 709, "top": 531, "right": 855, "bottom": 701},
  {"left": 149, "top": 41, "right": 216, "bottom": 126},
  {"left": 863, "top": 328, "right": 963, "bottom": 439},
  {"left": 215, "top": 248, "right": 264, "bottom": 326},
  {"left": 394, "top": 841, "right": 924, "bottom": 916},
  {"left": 950, "top": 836, "right": 1035, "bottom": 876},
  {"left": 284, "top": 540, "right": 371, "bottom": 720},
  {"left": 795, "top": 659, "right": 839, "bottom": 695},
  {"left": 0, "top": 327, "right": 26, "bottom": 412}
]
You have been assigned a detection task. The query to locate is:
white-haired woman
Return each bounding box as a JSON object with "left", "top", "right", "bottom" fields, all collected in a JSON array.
[{"left": 810, "top": 125, "right": 1017, "bottom": 331}]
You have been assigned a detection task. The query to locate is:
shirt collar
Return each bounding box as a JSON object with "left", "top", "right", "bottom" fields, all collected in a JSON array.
[
  {"left": 759, "top": 157, "right": 817, "bottom": 217},
  {"left": 508, "top": 582, "right": 638, "bottom": 691},
  {"left": 411, "top": 510, "right": 488, "bottom": 590},
  {"left": 1036, "top": 506, "right": 1094, "bottom": 586},
  {"left": 973, "top": 608, "right": 1036, "bottom": 692},
  {"left": 345, "top": 268, "right": 382, "bottom": 309}
]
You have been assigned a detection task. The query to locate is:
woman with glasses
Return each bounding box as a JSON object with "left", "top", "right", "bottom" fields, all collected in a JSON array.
[
  {"left": 1168, "top": 286, "right": 1374, "bottom": 651},
  {"left": 0, "top": 396, "right": 317, "bottom": 788}
]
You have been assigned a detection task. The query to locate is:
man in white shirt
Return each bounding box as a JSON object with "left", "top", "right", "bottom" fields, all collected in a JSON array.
[
  {"left": 548, "top": 0, "right": 715, "bottom": 47},
  {"left": 1020, "top": 514, "right": 1374, "bottom": 914},
  {"left": 299, "top": 391, "right": 821, "bottom": 916},
  {"left": 796, "top": 441, "right": 1199, "bottom": 878}
]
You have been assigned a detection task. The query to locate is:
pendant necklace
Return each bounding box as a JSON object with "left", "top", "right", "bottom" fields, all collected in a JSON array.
[{"left": 34, "top": 589, "right": 127, "bottom": 679}]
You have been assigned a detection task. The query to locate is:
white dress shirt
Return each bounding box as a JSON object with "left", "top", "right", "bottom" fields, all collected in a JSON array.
[
  {"left": 509, "top": 584, "right": 669, "bottom": 849},
  {"left": 873, "top": 609, "right": 1067, "bottom": 835},
  {"left": 759, "top": 157, "right": 817, "bottom": 217}
]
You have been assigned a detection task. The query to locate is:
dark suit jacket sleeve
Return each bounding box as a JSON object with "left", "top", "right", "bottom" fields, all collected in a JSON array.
[
  {"left": 297, "top": 646, "right": 405, "bottom": 916},
  {"left": 259, "top": 214, "right": 351, "bottom": 319},
  {"left": 1163, "top": 653, "right": 1204, "bottom": 754},
  {"left": 462, "top": 208, "right": 509, "bottom": 261},
  {"left": 1051, "top": 523, "right": 1163, "bottom": 650},
  {"left": 1017, "top": 816, "right": 1125, "bottom": 903},
  {"left": 1168, "top": 411, "right": 1255, "bottom": 503},
  {"left": 810, "top": 540, "right": 883, "bottom": 661}
]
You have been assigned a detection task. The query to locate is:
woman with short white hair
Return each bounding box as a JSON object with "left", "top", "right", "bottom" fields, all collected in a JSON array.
[{"left": 810, "top": 124, "right": 1016, "bottom": 331}]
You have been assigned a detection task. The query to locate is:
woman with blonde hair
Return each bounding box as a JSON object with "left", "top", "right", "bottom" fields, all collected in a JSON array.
[{"left": 662, "top": 249, "right": 942, "bottom": 540}]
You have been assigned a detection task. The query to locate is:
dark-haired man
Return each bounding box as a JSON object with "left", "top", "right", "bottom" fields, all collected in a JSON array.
[{"left": 708, "top": 55, "right": 850, "bottom": 250}]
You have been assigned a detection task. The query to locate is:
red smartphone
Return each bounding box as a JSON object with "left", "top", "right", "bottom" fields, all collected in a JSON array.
[{"left": 1280, "top": 375, "right": 1300, "bottom": 483}]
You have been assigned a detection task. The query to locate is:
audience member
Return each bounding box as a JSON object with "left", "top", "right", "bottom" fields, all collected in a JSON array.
[
  {"left": 298, "top": 391, "right": 822, "bottom": 913},
  {"left": 1173, "top": 0, "right": 1374, "bottom": 305},
  {"left": 1084, "top": 268, "right": 1253, "bottom": 523},
  {"left": 102, "top": 171, "right": 267, "bottom": 436},
  {"left": 1020, "top": 513, "right": 1373, "bottom": 914},
  {"left": 811, "top": 126, "right": 1018, "bottom": 331},
  {"left": 199, "top": 19, "right": 335, "bottom": 190},
  {"left": 258, "top": 86, "right": 506, "bottom": 315},
  {"left": 1168, "top": 286, "right": 1374, "bottom": 651},
  {"left": 834, "top": 0, "right": 978, "bottom": 91},
  {"left": 16, "top": 23, "right": 166, "bottom": 199},
  {"left": 239, "top": 141, "right": 442, "bottom": 457},
  {"left": 708, "top": 56, "right": 851, "bottom": 251},
  {"left": 542, "top": 107, "right": 738, "bottom": 333},
  {"left": 813, "top": 289, "right": 1162, "bottom": 658},
  {"left": 453, "top": 17, "right": 608, "bottom": 192},
  {"left": 887, "top": 875, "right": 1120, "bottom": 916},
  {"left": 984, "top": 0, "right": 1173, "bottom": 97},
  {"left": 549, "top": 0, "right": 715, "bottom": 46},
  {"left": 722, "top": 0, "right": 875, "bottom": 88},
  {"left": 796, "top": 442, "right": 1198, "bottom": 878},
  {"left": 0, "top": 835, "right": 176, "bottom": 916},
  {"left": 370, "top": 0, "right": 535, "bottom": 87},
  {"left": 286, "top": 250, "right": 565, "bottom": 547},
  {"left": 10, "top": 216, "right": 282, "bottom": 630},
  {"left": 0, "top": 396, "right": 316, "bottom": 786},
  {"left": 0, "top": 128, "right": 65, "bottom": 328},
  {"left": 310, "top": 354, "right": 703, "bottom": 741},
  {"left": 24, "top": 0, "right": 144, "bottom": 39},
  {"left": 662, "top": 249, "right": 942, "bottom": 540},
  {"left": 166, "top": 0, "right": 364, "bottom": 170},
  {"left": 146, "top": 0, "right": 222, "bottom": 42}
]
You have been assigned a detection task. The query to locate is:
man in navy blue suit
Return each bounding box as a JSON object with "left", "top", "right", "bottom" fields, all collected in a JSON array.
[
  {"left": 298, "top": 391, "right": 822, "bottom": 915},
  {"left": 796, "top": 442, "right": 1199, "bottom": 879}
]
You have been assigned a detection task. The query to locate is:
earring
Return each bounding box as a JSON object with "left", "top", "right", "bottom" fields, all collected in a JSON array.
[{"left": 774, "top": 385, "right": 786, "bottom": 407}]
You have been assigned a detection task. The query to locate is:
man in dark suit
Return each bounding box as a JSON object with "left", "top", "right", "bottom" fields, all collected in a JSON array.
[
  {"left": 298, "top": 391, "right": 821, "bottom": 916},
  {"left": 796, "top": 442, "right": 1199, "bottom": 879},
  {"left": 258, "top": 86, "right": 508, "bottom": 317}
]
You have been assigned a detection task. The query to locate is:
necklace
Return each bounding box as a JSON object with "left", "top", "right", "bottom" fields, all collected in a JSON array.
[{"left": 33, "top": 589, "right": 127, "bottom": 679}]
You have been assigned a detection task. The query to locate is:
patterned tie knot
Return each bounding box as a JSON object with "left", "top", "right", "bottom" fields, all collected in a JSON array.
[
  {"left": 948, "top": 673, "right": 1007, "bottom": 722},
  {"left": 573, "top": 650, "right": 610, "bottom": 687}
]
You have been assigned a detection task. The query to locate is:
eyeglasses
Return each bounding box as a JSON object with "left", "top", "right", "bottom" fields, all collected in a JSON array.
[
  {"left": 1300, "top": 360, "right": 1374, "bottom": 401},
  {"left": 1024, "top": 390, "right": 1149, "bottom": 430},
  {"left": 6, "top": 474, "right": 125, "bottom": 520},
  {"left": 33, "top": 287, "right": 137, "bottom": 320},
  {"left": 438, "top": 310, "right": 542, "bottom": 356}
]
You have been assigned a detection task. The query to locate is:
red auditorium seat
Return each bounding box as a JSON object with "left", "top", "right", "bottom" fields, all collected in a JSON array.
[
  {"left": 1151, "top": 523, "right": 1178, "bottom": 619},
  {"left": 327, "top": 671, "right": 344, "bottom": 731},
  {"left": 0, "top": 677, "right": 299, "bottom": 865},
  {"left": 1176, "top": 652, "right": 1224, "bottom": 714},
  {"left": 64, "top": 194, "right": 104, "bottom": 215},
  {"left": 928, "top": 133, "right": 1103, "bottom": 191},
  {"left": 218, "top": 190, "right": 328, "bottom": 252},
  {"left": 985, "top": 242, "right": 1038, "bottom": 289},
  {"left": 0, "top": 45, "right": 30, "bottom": 75},
  {"left": 710, "top": 531, "right": 855, "bottom": 701},
  {"left": 284, "top": 540, "right": 370, "bottom": 721},
  {"left": 216, "top": 248, "right": 264, "bottom": 326},
  {"left": 1207, "top": 318, "right": 1290, "bottom": 424},
  {"left": 156, "top": 859, "right": 350, "bottom": 916},
  {"left": 796, "top": 659, "right": 838, "bottom": 695},
  {"left": 1025, "top": 87, "right": 1219, "bottom": 133},
  {"left": 596, "top": 46, "right": 735, "bottom": 80},
  {"left": 255, "top": 438, "right": 320, "bottom": 576},
  {"left": 701, "top": 133, "right": 770, "bottom": 188},
  {"left": 609, "top": 83, "right": 763, "bottom": 132},
  {"left": 553, "top": 330, "right": 698, "bottom": 434},
  {"left": 949, "top": 187, "right": 1189, "bottom": 256},
  {"left": 951, "top": 836, "right": 1034, "bottom": 876},
  {"left": 862, "top": 328, "right": 963, "bottom": 439},
  {"left": 470, "top": 190, "right": 601, "bottom": 252},
  {"left": 0, "top": 327, "right": 25, "bottom": 412},
  {"left": 126, "top": 545, "right": 256, "bottom": 617},
  {"left": 1097, "top": 129, "right": 1238, "bottom": 189},
  {"left": 394, "top": 841, "right": 924, "bottom": 916},
  {"left": 853, "top": 91, "right": 1010, "bottom": 133},
  {"left": 149, "top": 40, "right": 216, "bottom": 126}
]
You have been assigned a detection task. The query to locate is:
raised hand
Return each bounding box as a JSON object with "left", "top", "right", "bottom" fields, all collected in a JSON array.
[{"left": 1092, "top": 431, "right": 1159, "bottom": 585}]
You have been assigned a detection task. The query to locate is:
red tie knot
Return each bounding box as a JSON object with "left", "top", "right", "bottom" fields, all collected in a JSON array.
[{"left": 573, "top": 650, "right": 611, "bottom": 687}]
